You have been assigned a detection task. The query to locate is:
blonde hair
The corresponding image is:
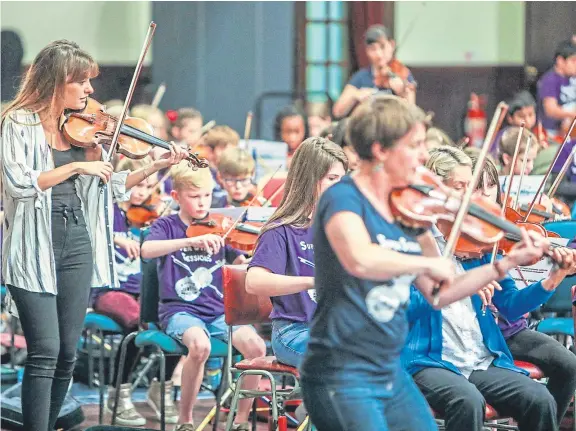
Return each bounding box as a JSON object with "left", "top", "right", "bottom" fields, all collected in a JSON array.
[
  {"left": 115, "top": 156, "right": 151, "bottom": 173},
  {"left": 172, "top": 163, "right": 215, "bottom": 191},
  {"left": 173, "top": 107, "right": 203, "bottom": 129},
  {"left": 217, "top": 147, "right": 255, "bottom": 177},
  {"left": 499, "top": 127, "right": 539, "bottom": 159},
  {"left": 425, "top": 145, "right": 472, "bottom": 181},
  {"left": 2, "top": 40, "right": 98, "bottom": 127},
  {"left": 260, "top": 137, "right": 348, "bottom": 235},
  {"left": 465, "top": 147, "right": 500, "bottom": 201},
  {"left": 203, "top": 125, "right": 240, "bottom": 149},
  {"left": 347, "top": 95, "right": 427, "bottom": 160},
  {"left": 426, "top": 127, "right": 455, "bottom": 149}
]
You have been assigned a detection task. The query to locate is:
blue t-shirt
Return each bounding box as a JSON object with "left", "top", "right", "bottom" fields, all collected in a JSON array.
[
  {"left": 300, "top": 175, "right": 422, "bottom": 390},
  {"left": 348, "top": 66, "right": 417, "bottom": 95}
]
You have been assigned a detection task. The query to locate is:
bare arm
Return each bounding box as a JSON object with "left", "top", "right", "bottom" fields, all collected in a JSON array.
[
  {"left": 325, "top": 212, "right": 451, "bottom": 281},
  {"left": 36, "top": 163, "right": 82, "bottom": 191},
  {"left": 543, "top": 97, "right": 575, "bottom": 121},
  {"left": 333, "top": 85, "right": 360, "bottom": 118},
  {"left": 141, "top": 238, "right": 192, "bottom": 259},
  {"left": 246, "top": 267, "right": 314, "bottom": 296}
]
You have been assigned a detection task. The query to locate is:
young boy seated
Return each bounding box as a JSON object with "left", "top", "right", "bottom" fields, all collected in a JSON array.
[
  {"left": 141, "top": 166, "right": 266, "bottom": 431},
  {"left": 200, "top": 125, "right": 240, "bottom": 208},
  {"left": 216, "top": 147, "right": 265, "bottom": 207}
]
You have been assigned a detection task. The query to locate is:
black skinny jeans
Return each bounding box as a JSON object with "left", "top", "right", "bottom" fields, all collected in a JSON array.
[{"left": 8, "top": 203, "right": 93, "bottom": 431}]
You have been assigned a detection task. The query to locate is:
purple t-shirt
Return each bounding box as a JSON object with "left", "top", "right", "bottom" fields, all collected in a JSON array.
[
  {"left": 145, "top": 213, "right": 243, "bottom": 328},
  {"left": 248, "top": 225, "right": 316, "bottom": 322},
  {"left": 537, "top": 70, "right": 576, "bottom": 132},
  {"left": 497, "top": 313, "right": 527, "bottom": 339},
  {"left": 112, "top": 204, "right": 142, "bottom": 295}
]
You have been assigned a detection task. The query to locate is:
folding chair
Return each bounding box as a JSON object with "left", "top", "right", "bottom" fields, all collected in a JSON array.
[{"left": 219, "top": 264, "right": 312, "bottom": 431}]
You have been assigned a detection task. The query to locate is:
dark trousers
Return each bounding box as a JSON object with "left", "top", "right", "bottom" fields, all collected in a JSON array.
[
  {"left": 506, "top": 328, "right": 576, "bottom": 422},
  {"left": 413, "top": 365, "right": 558, "bottom": 431},
  {"left": 302, "top": 369, "right": 438, "bottom": 431},
  {"left": 8, "top": 205, "right": 93, "bottom": 431}
]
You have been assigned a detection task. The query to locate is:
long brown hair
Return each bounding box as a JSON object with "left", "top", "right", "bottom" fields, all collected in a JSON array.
[
  {"left": 1, "top": 40, "right": 98, "bottom": 127},
  {"left": 260, "top": 137, "right": 348, "bottom": 235}
]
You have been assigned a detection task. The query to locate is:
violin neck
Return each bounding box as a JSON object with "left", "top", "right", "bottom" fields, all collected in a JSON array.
[
  {"left": 121, "top": 123, "right": 171, "bottom": 151},
  {"left": 467, "top": 202, "right": 522, "bottom": 238}
]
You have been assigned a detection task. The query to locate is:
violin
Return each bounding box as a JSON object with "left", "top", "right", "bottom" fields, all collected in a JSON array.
[
  {"left": 126, "top": 194, "right": 170, "bottom": 227},
  {"left": 60, "top": 97, "right": 209, "bottom": 169},
  {"left": 390, "top": 168, "right": 562, "bottom": 263},
  {"left": 373, "top": 59, "right": 413, "bottom": 92},
  {"left": 185, "top": 213, "right": 263, "bottom": 252}
]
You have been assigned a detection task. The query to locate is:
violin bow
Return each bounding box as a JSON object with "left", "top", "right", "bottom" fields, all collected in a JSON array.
[
  {"left": 545, "top": 116, "right": 576, "bottom": 199},
  {"left": 523, "top": 116, "right": 576, "bottom": 220},
  {"left": 151, "top": 82, "right": 166, "bottom": 109},
  {"left": 243, "top": 111, "right": 253, "bottom": 149},
  {"left": 432, "top": 102, "right": 509, "bottom": 306},
  {"left": 513, "top": 134, "right": 533, "bottom": 211},
  {"left": 501, "top": 122, "right": 526, "bottom": 213},
  {"left": 105, "top": 22, "right": 156, "bottom": 164}
]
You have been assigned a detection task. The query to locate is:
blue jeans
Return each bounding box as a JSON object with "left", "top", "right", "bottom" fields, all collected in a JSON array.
[
  {"left": 166, "top": 312, "right": 242, "bottom": 343},
  {"left": 271, "top": 319, "right": 310, "bottom": 368},
  {"left": 301, "top": 369, "right": 437, "bottom": 431}
]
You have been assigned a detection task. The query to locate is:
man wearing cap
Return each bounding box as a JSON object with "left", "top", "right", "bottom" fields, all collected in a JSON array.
[{"left": 333, "top": 24, "right": 417, "bottom": 118}]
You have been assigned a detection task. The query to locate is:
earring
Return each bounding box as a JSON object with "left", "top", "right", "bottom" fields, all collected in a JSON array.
[{"left": 373, "top": 163, "right": 385, "bottom": 173}]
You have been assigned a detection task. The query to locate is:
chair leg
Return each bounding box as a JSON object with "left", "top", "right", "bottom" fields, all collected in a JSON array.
[
  {"left": 159, "top": 349, "right": 167, "bottom": 431},
  {"left": 111, "top": 331, "right": 137, "bottom": 425},
  {"left": 98, "top": 330, "right": 105, "bottom": 425},
  {"left": 87, "top": 329, "right": 94, "bottom": 389},
  {"left": 225, "top": 373, "right": 246, "bottom": 431},
  {"left": 213, "top": 359, "right": 229, "bottom": 431}
]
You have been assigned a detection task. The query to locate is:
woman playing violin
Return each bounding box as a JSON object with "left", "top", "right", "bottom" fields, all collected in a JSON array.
[
  {"left": 299, "top": 95, "right": 525, "bottom": 431},
  {"left": 333, "top": 24, "right": 417, "bottom": 119},
  {"left": 415, "top": 146, "right": 576, "bottom": 431},
  {"left": 0, "top": 40, "right": 187, "bottom": 431},
  {"left": 468, "top": 151, "right": 576, "bottom": 427}
]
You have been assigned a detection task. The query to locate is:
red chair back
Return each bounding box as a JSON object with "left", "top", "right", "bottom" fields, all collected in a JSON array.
[{"left": 223, "top": 264, "right": 272, "bottom": 326}]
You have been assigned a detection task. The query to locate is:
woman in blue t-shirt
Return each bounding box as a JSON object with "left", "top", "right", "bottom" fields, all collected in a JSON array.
[{"left": 300, "top": 95, "right": 552, "bottom": 431}]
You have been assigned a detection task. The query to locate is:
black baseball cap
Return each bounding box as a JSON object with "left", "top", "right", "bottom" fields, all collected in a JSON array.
[{"left": 365, "top": 25, "right": 391, "bottom": 45}]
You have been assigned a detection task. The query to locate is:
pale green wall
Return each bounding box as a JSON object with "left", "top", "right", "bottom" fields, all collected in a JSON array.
[
  {"left": 1, "top": 1, "right": 152, "bottom": 64},
  {"left": 395, "top": 1, "right": 525, "bottom": 66}
]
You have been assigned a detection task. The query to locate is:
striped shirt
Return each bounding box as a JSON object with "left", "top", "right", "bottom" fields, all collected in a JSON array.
[{"left": 1, "top": 109, "right": 131, "bottom": 305}]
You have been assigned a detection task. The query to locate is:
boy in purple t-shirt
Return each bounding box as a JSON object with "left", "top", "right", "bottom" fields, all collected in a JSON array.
[
  {"left": 246, "top": 137, "right": 348, "bottom": 369},
  {"left": 141, "top": 166, "right": 266, "bottom": 431},
  {"left": 537, "top": 39, "right": 576, "bottom": 138}
]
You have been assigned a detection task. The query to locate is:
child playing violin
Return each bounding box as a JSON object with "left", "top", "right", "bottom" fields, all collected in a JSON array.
[
  {"left": 410, "top": 145, "right": 576, "bottom": 431},
  {"left": 246, "top": 137, "right": 347, "bottom": 368},
  {"left": 141, "top": 166, "right": 266, "bottom": 431},
  {"left": 200, "top": 125, "right": 241, "bottom": 207},
  {"left": 215, "top": 147, "right": 265, "bottom": 207},
  {"left": 93, "top": 156, "right": 178, "bottom": 425},
  {"left": 274, "top": 105, "right": 308, "bottom": 161},
  {"left": 170, "top": 107, "right": 204, "bottom": 149},
  {"left": 333, "top": 24, "right": 416, "bottom": 118}
]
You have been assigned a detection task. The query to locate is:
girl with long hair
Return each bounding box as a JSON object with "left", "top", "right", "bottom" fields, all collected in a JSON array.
[
  {"left": 0, "top": 40, "right": 187, "bottom": 430},
  {"left": 246, "top": 137, "right": 347, "bottom": 368}
]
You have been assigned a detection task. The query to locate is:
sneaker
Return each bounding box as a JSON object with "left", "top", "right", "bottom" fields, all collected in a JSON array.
[
  {"left": 174, "top": 423, "right": 195, "bottom": 431},
  {"left": 232, "top": 422, "right": 251, "bottom": 431},
  {"left": 105, "top": 384, "right": 146, "bottom": 426},
  {"left": 147, "top": 378, "right": 179, "bottom": 424}
]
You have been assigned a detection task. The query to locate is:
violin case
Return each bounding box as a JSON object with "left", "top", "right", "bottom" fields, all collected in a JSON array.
[{"left": 0, "top": 382, "right": 85, "bottom": 430}]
